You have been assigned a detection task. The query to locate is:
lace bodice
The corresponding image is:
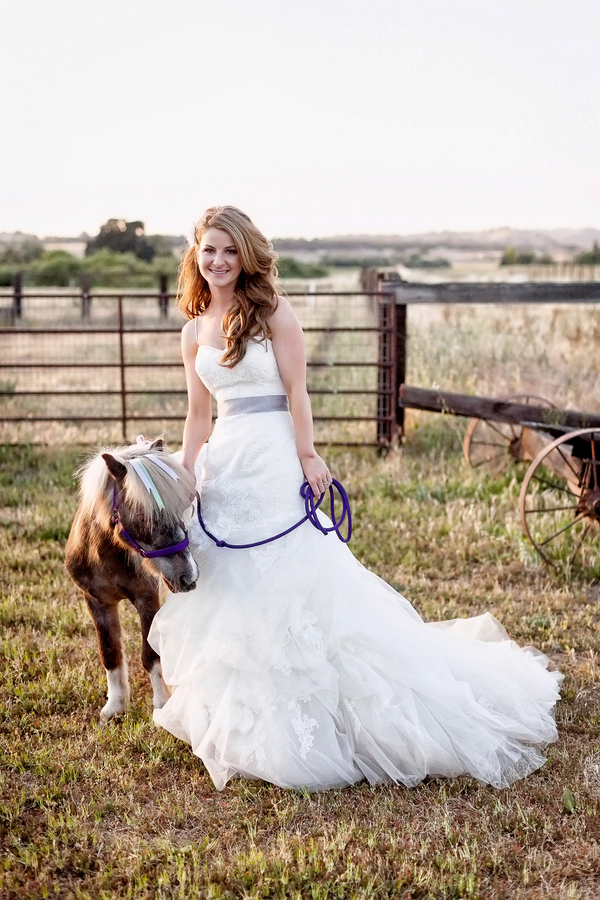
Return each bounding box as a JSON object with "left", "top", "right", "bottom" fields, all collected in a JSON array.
[{"left": 195, "top": 339, "right": 286, "bottom": 402}]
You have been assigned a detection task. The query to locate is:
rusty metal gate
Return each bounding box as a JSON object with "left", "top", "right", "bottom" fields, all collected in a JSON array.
[{"left": 0, "top": 290, "right": 399, "bottom": 449}]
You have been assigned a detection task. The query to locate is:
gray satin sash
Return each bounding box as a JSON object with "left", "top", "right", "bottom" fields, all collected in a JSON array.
[{"left": 218, "top": 394, "right": 289, "bottom": 417}]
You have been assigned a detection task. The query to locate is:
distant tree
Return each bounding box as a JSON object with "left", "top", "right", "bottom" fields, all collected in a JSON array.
[
  {"left": 575, "top": 242, "right": 600, "bottom": 265},
  {"left": 86, "top": 219, "right": 155, "bottom": 261}
]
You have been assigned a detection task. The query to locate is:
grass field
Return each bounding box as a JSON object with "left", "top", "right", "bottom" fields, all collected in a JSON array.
[
  {"left": 2, "top": 294, "right": 600, "bottom": 897},
  {"left": 2, "top": 426, "right": 600, "bottom": 899}
]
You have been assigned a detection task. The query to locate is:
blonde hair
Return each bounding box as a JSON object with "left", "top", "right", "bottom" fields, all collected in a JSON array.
[
  {"left": 78, "top": 439, "right": 196, "bottom": 525},
  {"left": 177, "top": 206, "right": 279, "bottom": 367}
]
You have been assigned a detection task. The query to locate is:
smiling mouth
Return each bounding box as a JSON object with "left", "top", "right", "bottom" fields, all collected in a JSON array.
[{"left": 209, "top": 269, "right": 229, "bottom": 274}]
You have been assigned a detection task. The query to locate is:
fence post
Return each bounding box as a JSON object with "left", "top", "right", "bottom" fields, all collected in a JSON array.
[
  {"left": 361, "top": 267, "right": 379, "bottom": 313},
  {"left": 12, "top": 272, "right": 22, "bottom": 319},
  {"left": 377, "top": 275, "right": 407, "bottom": 442},
  {"left": 395, "top": 296, "right": 407, "bottom": 438},
  {"left": 118, "top": 295, "right": 127, "bottom": 439},
  {"left": 158, "top": 273, "right": 169, "bottom": 319},
  {"left": 376, "top": 291, "right": 397, "bottom": 450},
  {"left": 81, "top": 274, "right": 91, "bottom": 319}
]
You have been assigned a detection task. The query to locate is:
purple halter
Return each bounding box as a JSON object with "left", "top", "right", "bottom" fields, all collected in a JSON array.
[
  {"left": 110, "top": 485, "right": 190, "bottom": 558},
  {"left": 196, "top": 479, "right": 352, "bottom": 550}
]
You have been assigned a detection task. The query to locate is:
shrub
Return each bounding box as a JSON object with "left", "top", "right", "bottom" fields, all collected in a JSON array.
[
  {"left": 277, "top": 257, "right": 329, "bottom": 278},
  {"left": 0, "top": 266, "right": 15, "bottom": 287},
  {"left": 403, "top": 254, "right": 450, "bottom": 269},
  {"left": 500, "top": 247, "right": 537, "bottom": 265},
  {"left": 30, "top": 251, "right": 83, "bottom": 286},
  {"left": 575, "top": 242, "right": 600, "bottom": 265},
  {"left": 322, "top": 255, "right": 393, "bottom": 268},
  {"left": 150, "top": 255, "right": 179, "bottom": 282},
  {"left": 82, "top": 249, "right": 156, "bottom": 287}
]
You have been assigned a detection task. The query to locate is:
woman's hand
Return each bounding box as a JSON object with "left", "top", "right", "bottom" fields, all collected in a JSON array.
[
  {"left": 181, "top": 460, "right": 197, "bottom": 480},
  {"left": 301, "top": 453, "right": 332, "bottom": 499}
]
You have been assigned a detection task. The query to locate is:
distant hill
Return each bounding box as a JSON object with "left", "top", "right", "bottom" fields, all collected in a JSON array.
[
  {"left": 273, "top": 227, "right": 600, "bottom": 255},
  {"left": 2, "top": 227, "right": 598, "bottom": 257}
]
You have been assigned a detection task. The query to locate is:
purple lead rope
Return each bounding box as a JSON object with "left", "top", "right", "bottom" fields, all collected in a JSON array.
[{"left": 196, "top": 479, "right": 352, "bottom": 549}]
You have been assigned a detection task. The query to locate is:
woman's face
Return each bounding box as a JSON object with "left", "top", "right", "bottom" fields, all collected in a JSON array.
[{"left": 197, "top": 227, "right": 243, "bottom": 291}]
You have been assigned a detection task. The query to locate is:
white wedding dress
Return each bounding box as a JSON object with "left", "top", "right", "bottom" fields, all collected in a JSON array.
[{"left": 149, "top": 338, "right": 562, "bottom": 792}]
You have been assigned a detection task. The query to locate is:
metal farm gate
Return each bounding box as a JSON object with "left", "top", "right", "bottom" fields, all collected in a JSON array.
[{"left": 0, "top": 289, "right": 398, "bottom": 449}]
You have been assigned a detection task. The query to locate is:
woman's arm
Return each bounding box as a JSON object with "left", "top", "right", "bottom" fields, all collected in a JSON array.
[
  {"left": 270, "top": 297, "right": 332, "bottom": 497},
  {"left": 180, "top": 319, "right": 212, "bottom": 477}
]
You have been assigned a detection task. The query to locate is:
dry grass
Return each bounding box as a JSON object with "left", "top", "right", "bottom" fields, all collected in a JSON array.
[{"left": 1, "top": 433, "right": 600, "bottom": 899}]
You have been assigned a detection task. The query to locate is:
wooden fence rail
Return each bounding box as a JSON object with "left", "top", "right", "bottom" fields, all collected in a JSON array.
[{"left": 399, "top": 385, "right": 600, "bottom": 430}]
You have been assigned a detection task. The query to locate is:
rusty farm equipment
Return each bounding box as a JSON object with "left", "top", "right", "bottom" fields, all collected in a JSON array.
[{"left": 399, "top": 385, "right": 600, "bottom": 569}]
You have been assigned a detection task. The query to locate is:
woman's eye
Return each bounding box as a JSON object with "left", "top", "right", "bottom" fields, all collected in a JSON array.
[{"left": 226, "top": 249, "right": 237, "bottom": 254}]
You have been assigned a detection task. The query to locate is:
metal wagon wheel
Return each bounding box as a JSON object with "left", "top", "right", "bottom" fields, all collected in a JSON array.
[
  {"left": 463, "top": 393, "right": 556, "bottom": 472},
  {"left": 519, "top": 427, "right": 600, "bottom": 567}
]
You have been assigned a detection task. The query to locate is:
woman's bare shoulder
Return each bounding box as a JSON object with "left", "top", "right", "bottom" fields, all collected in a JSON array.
[
  {"left": 270, "top": 296, "right": 302, "bottom": 333},
  {"left": 181, "top": 318, "right": 198, "bottom": 357}
]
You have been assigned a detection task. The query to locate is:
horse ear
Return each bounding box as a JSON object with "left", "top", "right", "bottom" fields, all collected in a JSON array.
[
  {"left": 150, "top": 438, "right": 164, "bottom": 451},
  {"left": 102, "top": 453, "right": 128, "bottom": 482}
]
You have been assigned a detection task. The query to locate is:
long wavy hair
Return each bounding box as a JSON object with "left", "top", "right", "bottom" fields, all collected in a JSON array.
[{"left": 177, "top": 206, "right": 279, "bottom": 367}]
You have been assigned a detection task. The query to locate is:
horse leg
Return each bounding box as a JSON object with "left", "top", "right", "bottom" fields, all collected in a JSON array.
[
  {"left": 84, "top": 592, "right": 130, "bottom": 720},
  {"left": 128, "top": 587, "right": 170, "bottom": 710}
]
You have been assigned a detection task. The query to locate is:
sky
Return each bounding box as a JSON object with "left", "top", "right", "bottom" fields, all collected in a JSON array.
[{"left": 1, "top": 0, "right": 599, "bottom": 239}]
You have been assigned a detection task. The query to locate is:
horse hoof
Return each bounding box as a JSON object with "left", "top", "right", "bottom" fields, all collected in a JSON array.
[
  {"left": 100, "top": 701, "right": 128, "bottom": 721},
  {"left": 152, "top": 685, "right": 171, "bottom": 710}
]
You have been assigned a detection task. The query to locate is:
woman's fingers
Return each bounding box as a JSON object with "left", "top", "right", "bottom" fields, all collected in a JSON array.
[
  {"left": 311, "top": 470, "right": 333, "bottom": 497},
  {"left": 302, "top": 455, "right": 332, "bottom": 498}
]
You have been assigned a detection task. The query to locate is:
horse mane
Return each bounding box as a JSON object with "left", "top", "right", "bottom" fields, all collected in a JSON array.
[{"left": 78, "top": 439, "right": 196, "bottom": 525}]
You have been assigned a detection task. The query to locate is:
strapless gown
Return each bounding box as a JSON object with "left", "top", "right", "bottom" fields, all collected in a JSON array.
[{"left": 148, "top": 339, "right": 562, "bottom": 791}]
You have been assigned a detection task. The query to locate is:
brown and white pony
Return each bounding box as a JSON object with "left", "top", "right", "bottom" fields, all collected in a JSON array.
[{"left": 66, "top": 438, "right": 198, "bottom": 720}]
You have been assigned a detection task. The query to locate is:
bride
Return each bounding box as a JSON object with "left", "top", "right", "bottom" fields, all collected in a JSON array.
[{"left": 148, "top": 205, "right": 562, "bottom": 792}]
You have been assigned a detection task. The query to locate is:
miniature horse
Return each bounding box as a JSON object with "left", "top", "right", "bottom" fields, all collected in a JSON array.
[{"left": 66, "top": 438, "right": 198, "bottom": 720}]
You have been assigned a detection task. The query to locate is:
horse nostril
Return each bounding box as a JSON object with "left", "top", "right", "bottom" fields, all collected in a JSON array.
[{"left": 180, "top": 572, "right": 197, "bottom": 591}]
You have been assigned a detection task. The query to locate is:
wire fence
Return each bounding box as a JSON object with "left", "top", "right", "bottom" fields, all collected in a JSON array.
[{"left": 0, "top": 290, "right": 396, "bottom": 448}]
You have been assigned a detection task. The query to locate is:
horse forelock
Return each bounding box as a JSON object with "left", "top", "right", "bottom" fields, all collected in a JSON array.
[{"left": 78, "top": 441, "right": 196, "bottom": 524}]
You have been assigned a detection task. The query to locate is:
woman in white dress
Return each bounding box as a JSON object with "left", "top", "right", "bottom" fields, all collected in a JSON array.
[{"left": 149, "top": 206, "right": 562, "bottom": 792}]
